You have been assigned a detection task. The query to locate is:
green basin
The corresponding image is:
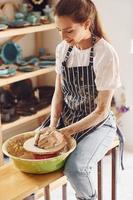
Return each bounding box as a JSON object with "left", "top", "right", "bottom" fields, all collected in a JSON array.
[{"left": 2, "top": 131, "right": 76, "bottom": 174}]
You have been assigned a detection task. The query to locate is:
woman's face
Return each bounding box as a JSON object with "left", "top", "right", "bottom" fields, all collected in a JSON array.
[{"left": 55, "top": 16, "right": 90, "bottom": 46}]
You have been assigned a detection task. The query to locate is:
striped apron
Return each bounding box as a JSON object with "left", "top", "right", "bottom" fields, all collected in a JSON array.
[{"left": 42, "top": 35, "right": 124, "bottom": 169}]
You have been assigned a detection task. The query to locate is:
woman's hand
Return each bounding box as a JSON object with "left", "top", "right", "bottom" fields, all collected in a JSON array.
[
  {"left": 34, "top": 127, "right": 56, "bottom": 147},
  {"left": 37, "top": 130, "right": 59, "bottom": 149}
]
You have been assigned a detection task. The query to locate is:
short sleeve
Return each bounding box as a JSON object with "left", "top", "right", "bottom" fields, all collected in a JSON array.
[
  {"left": 55, "top": 41, "right": 69, "bottom": 74},
  {"left": 55, "top": 44, "right": 62, "bottom": 74},
  {"left": 95, "top": 46, "right": 121, "bottom": 91}
]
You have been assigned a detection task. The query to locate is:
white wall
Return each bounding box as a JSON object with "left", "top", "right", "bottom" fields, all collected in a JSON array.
[
  {"left": 93, "top": 0, "right": 133, "bottom": 150},
  {"left": 94, "top": 0, "right": 133, "bottom": 93}
]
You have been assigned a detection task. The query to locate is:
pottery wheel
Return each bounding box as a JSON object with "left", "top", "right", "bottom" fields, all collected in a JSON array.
[{"left": 23, "top": 132, "right": 66, "bottom": 155}]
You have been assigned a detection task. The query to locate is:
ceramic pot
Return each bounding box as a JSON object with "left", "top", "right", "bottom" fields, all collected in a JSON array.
[
  {"left": 2, "top": 131, "right": 76, "bottom": 174},
  {"left": 15, "top": 12, "right": 25, "bottom": 20},
  {"left": 0, "top": 42, "right": 22, "bottom": 64},
  {"left": 26, "top": 14, "right": 38, "bottom": 25}
]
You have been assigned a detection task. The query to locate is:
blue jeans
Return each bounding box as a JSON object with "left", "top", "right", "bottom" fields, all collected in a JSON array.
[{"left": 64, "top": 113, "right": 117, "bottom": 200}]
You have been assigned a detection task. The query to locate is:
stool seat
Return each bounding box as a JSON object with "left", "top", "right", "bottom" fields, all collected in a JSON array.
[{"left": 111, "top": 138, "right": 119, "bottom": 148}]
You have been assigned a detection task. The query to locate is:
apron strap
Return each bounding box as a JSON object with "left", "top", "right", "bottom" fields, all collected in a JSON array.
[
  {"left": 62, "top": 46, "right": 73, "bottom": 67},
  {"left": 89, "top": 35, "right": 96, "bottom": 65},
  {"left": 117, "top": 126, "right": 125, "bottom": 170}
]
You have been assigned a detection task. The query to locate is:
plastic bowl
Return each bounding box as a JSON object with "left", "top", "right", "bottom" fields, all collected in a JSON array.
[{"left": 2, "top": 131, "right": 76, "bottom": 174}]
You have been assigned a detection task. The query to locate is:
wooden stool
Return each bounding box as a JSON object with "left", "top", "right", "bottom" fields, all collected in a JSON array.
[
  {"left": 44, "top": 176, "right": 67, "bottom": 200},
  {"left": 98, "top": 139, "right": 119, "bottom": 200},
  {"left": 44, "top": 139, "right": 119, "bottom": 200}
]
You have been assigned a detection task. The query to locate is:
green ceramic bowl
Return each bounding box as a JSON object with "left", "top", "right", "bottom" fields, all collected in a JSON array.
[{"left": 2, "top": 131, "right": 76, "bottom": 174}]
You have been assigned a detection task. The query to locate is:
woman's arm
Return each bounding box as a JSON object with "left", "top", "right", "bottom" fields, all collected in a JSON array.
[
  {"left": 49, "top": 73, "right": 64, "bottom": 128},
  {"left": 34, "top": 74, "right": 63, "bottom": 146},
  {"left": 60, "top": 90, "right": 114, "bottom": 137}
]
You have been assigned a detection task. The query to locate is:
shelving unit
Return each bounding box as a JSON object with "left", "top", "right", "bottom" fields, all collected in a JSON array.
[
  {"left": 2, "top": 105, "right": 51, "bottom": 132},
  {"left": 0, "top": 23, "right": 56, "bottom": 38},
  {"left": 0, "top": 23, "right": 56, "bottom": 165},
  {"left": 0, "top": 66, "right": 54, "bottom": 87}
]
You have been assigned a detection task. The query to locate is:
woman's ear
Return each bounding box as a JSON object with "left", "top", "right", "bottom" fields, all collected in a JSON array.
[{"left": 84, "top": 19, "right": 91, "bottom": 30}]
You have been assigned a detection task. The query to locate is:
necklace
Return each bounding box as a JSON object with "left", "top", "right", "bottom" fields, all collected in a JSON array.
[{"left": 31, "top": 0, "right": 44, "bottom": 5}]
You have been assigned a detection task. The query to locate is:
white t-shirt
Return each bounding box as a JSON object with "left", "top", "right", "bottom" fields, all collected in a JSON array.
[{"left": 55, "top": 38, "right": 121, "bottom": 91}]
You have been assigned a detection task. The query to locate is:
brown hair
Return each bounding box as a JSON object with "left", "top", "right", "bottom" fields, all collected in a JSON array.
[{"left": 54, "top": 0, "right": 107, "bottom": 40}]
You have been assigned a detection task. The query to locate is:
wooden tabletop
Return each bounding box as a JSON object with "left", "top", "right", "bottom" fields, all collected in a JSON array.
[{"left": 0, "top": 162, "right": 63, "bottom": 200}]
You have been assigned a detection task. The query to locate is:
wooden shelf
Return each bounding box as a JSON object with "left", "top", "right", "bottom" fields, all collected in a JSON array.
[
  {"left": 0, "top": 23, "right": 56, "bottom": 38},
  {"left": 0, "top": 20, "right": 56, "bottom": 166},
  {"left": 0, "top": 66, "right": 55, "bottom": 87},
  {"left": 2, "top": 105, "right": 51, "bottom": 132}
]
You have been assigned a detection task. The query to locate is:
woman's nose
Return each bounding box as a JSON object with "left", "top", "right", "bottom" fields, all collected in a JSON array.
[{"left": 60, "top": 31, "right": 67, "bottom": 40}]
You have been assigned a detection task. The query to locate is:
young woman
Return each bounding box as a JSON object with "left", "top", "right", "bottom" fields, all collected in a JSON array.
[{"left": 35, "top": 0, "right": 123, "bottom": 199}]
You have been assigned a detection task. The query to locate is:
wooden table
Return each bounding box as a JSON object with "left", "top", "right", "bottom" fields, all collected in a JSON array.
[{"left": 0, "top": 163, "right": 65, "bottom": 200}]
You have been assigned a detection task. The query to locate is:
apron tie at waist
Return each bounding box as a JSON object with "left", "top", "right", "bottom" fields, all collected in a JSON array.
[
  {"left": 117, "top": 126, "right": 125, "bottom": 170},
  {"left": 76, "top": 116, "right": 109, "bottom": 142}
]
